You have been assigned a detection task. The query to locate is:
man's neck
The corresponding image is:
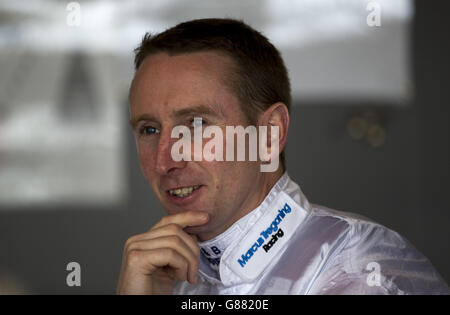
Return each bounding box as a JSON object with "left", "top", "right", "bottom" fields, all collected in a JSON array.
[{"left": 198, "top": 168, "right": 284, "bottom": 241}]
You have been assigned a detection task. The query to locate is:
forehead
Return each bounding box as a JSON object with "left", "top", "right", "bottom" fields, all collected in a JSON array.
[{"left": 129, "top": 51, "right": 244, "bottom": 122}]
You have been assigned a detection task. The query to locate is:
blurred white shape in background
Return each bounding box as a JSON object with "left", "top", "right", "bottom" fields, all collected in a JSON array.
[
  {"left": 263, "top": 0, "right": 414, "bottom": 103},
  {"left": 0, "top": 51, "right": 126, "bottom": 206},
  {"left": 0, "top": 0, "right": 412, "bottom": 206}
]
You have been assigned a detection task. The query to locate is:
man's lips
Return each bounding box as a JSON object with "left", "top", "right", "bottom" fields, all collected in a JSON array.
[
  {"left": 166, "top": 184, "right": 201, "bottom": 190},
  {"left": 166, "top": 184, "right": 202, "bottom": 194},
  {"left": 165, "top": 185, "right": 205, "bottom": 206}
]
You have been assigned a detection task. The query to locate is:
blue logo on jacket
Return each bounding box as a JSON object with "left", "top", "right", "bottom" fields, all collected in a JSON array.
[{"left": 237, "top": 203, "right": 291, "bottom": 268}]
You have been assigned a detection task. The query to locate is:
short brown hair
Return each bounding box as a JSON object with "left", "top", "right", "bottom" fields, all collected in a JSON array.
[{"left": 134, "top": 18, "right": 291, "bottom": 171}]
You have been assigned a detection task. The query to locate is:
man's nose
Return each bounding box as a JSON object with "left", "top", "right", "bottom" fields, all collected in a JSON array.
[{"left": 154, "top": 130, "right": 187, "bottom": 175}]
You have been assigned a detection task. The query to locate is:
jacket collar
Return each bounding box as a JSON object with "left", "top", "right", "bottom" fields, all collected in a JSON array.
[{"left": 197, "top": 172, "right": 311, "bottom": 286}]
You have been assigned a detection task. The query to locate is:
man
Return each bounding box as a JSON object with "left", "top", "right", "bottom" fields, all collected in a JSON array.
[{"left": 117, "top": 18, "right": 449, "bottom": 294}]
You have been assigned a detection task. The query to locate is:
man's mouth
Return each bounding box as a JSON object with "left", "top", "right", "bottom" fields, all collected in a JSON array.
[{"left": 168, "top": 185, "right": 202, "bottom": 198}]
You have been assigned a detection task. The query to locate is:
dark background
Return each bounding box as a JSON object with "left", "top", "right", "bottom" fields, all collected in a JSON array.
[{"left": 0, "top": 0, "right": 449, "bottom": 294}]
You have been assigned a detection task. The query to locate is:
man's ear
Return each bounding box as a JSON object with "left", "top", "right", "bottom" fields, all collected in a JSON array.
[{"left": 259, "top": 102, "right": 290, "bottom": 158}]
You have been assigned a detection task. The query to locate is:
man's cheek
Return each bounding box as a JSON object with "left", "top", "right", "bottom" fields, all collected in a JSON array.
[{"left": 138, "top": 150, "right": 155, "bottom": 175}]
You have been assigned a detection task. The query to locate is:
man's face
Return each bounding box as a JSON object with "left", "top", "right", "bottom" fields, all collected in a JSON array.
[{"left": 129, "top": 52, "right": 268, "bottom": 240}]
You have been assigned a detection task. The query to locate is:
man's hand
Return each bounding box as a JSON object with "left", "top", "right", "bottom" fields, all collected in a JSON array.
[{"left": 116, "top": 211, "right": 209, "bottom": 295}]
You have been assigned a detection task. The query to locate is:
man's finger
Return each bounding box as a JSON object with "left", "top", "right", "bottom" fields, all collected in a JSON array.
[
  {"left": 153, "top": 211, "right": 209, "bottom": 230},
  {"left": 126, "top": 235, "right": 199, "bottom": 282},
  {"left": 130, "top": 248, "right": 192, "bottom": 283},
  {"left": 128, "top": 224, "right": 200, "bottom": 258}
]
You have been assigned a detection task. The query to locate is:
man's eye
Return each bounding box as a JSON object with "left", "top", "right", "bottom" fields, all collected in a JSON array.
[
  {"left": 141, "top": 126, "right": 160, "bottom": 135},
  {"left": 191, "top": 117, "right": 207, "bottom": 128}
]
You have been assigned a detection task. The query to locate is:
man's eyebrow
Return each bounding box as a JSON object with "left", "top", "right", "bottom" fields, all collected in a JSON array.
[
  {"left": 129, "top": 113, "right": 157, "bottom": 128},
  {"left": 129, "top": 104, "right": 223, "bottom": 128},
  {"left": 172, "top": 104, "right": 223, "bottom": 119}
]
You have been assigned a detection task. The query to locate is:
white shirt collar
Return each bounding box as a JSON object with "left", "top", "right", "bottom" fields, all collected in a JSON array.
[{"left": 197, "top": 172, "right": 311, "bottom": 286}]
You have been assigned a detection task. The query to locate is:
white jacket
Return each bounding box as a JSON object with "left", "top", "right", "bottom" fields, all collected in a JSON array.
[{"left": 174, "top": 173, "right": 450, "bottom": 294}]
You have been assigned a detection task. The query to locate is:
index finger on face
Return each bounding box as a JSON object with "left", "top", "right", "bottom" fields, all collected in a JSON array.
[{"left": 153, "top": 211, "right": 209, "bottom": 230}]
